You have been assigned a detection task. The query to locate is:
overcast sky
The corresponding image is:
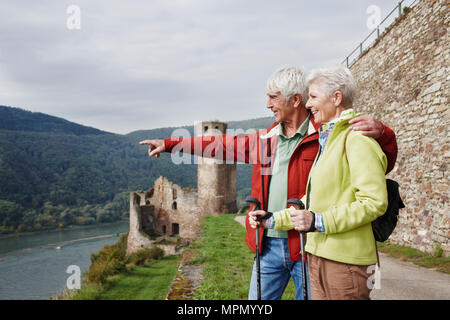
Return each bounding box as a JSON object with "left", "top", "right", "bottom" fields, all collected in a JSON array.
[{"left": 0, "top": 0, "right": 402, "bottom": 134}]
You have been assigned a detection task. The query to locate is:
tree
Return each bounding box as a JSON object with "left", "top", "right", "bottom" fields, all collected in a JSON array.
[{"left": 0, "top": 200, "right": 24, "bottom": 229}]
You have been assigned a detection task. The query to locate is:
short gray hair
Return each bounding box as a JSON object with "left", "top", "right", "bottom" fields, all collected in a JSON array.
[
  {"left": 306, "top": 65, "right": 357, "bottom": 108},
  {"left": 267, "top": 66, "right": 308, "bottom": 106}
]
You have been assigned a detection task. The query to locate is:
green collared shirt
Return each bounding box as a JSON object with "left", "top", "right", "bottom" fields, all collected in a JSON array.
[{"left": 266, "top": 115, "right": 310, "bottom": 238}]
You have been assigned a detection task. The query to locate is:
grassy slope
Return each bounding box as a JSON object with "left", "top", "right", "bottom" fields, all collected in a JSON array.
[
  {"left": 98, "top": 255, "right": 181, "bottom": 300},
  {"left": 191, "top": 213, "right": 296, "bottom": 300},
  {"left": 75, "top": 213, "right": 294, "bottom": 300},
  {"left": 69, "top": 255, "right": 181, "bottom": 300}
]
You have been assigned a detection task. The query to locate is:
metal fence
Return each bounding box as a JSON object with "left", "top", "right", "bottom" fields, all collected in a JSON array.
[{"left": 342, "top": 0, "right": 420, "bottom": 67}]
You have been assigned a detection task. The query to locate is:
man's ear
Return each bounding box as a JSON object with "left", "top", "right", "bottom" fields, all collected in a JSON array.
[
  {"left": 333, "top": 91, "right": 343, "bottom": 107},
  {"left": 293, "top": 94, "right": 302, "bottom": 108}
]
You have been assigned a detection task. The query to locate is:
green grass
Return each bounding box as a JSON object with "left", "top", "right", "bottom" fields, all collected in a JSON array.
[
  {"left": 60, "top": 233, "right": 181, "bottom": 300},
  {"left": 190, "top": 214, "right": 253, "bottom": 299},
  {"left": 68, "top": 255, "right": 181, "bottom": 300},
  {"left": 97, "top": 255, "right": 181, "bottom": 299},
  {"left": 377, "top": 241, "right": 450, "bottom": 274},
  {"left": 190, "top": 213, "right": 296, "bottom": 300}
]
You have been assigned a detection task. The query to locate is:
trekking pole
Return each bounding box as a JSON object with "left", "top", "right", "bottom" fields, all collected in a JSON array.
[
  {"left": 287, "top": 198, "right": 308, "bottom": 300},
  {"left": 246, "top": 196, "right": 272, "bottom": 300}
]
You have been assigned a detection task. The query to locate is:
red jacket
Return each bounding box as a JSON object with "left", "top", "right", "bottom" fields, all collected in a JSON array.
[{"left": 164, "top": 116, "right": 398, "bottom": 261}]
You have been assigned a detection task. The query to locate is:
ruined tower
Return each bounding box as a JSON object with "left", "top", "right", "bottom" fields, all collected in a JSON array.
[
  {"left": 195, "top": 121, "right": 237, "bottom": 215},
  {"left": 127, "top": 120, "right": 238, "bottom": 256}
]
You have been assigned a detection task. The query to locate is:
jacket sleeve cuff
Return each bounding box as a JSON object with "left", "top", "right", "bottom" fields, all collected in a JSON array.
[
  {"left": 273, "top": 207, "right": 295, "bottom": 231},
  {"left": 374, "top": 122, "right": 398, "bottom": 174},
  {"left": 163, "top": 137, "right": 183, "bottom": 153},
  {"left": 314, "top": 212, "right": 326, "bottom": 233},
  {"left": 375, "top": 122, "right": 389, "bottom": 146}
]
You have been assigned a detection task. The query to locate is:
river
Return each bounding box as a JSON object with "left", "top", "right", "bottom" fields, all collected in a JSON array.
[{"left": 0, "top": 221, "right": 129, "bottom": 300}]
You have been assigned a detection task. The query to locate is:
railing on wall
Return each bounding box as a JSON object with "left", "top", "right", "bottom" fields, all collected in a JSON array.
[{"left": 342, "top": 0, "right": 419, "bottom": 67}]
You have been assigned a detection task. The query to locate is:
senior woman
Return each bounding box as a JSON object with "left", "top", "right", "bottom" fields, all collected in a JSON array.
[{"left": 250, "top": 65, "right": 388, "bottom": 300}]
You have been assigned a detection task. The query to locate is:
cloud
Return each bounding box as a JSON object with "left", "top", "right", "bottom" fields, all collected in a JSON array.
[{"left": 0, "top": 0, "right": 400, "bottom": 134}]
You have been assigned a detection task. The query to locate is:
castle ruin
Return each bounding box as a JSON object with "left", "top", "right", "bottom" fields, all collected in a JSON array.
[{"left": 126, "top": 121, "right": 237, "bottom": 256}]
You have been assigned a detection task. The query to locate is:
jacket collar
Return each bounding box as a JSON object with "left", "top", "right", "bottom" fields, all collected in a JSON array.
[
  {"left": 308, "top": 114, "right": 321, "bottom": 135},
  {"left": 261, "top": 111, "right": 320, "bottom": 139}
]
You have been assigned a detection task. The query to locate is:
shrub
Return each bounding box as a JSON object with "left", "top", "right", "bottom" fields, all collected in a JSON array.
[
  {"left": 128, "top": 247, "right": 165, "bottom": 266},
  {"left": 85, "top": 258, "right": 126, "bottom": 285},
  {"left": 81, "top": 235, "right": 166, "bottom": 288},
  {"left": 84, "top": 234, "right": 128, "bottom": 285},
  {"left": 434, "top": 244, "right": 443, "bottom": 258}
]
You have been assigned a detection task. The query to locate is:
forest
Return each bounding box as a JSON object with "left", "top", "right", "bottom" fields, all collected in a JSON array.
[{"left": 0, "top": 105, "right": 273, "bottom": 233}]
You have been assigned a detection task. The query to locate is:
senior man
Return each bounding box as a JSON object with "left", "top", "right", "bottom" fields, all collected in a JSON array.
[{"left": 140, "top": 66, "right": 398, "bottom": 300}]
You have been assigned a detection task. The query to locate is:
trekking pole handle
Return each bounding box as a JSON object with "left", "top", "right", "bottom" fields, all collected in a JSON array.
[
  {"left": 288, "top": 198, "right": 308, "bottom": 300},
  {"left": 246, "top": 196, "right": 272, "bottom": 222},
  {"left": 287, "top": 198, "right": 308, "bottom": 249},
  {"left": 257, "top": 211, "right": 273, "bottom": 222},
  {"left": 246, "top": 196, "right": 261, "bottom": 211},
  {"left": 287, "top": 198, "right": 305, "bottom": 210}
]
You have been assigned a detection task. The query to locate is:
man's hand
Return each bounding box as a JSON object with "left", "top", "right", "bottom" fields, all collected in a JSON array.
[
  {"left": 139, "top": 139, "right": 165, "bottom": 158},
  {"left": 348, "top": 115, "right": 384, "bottom": 139},
  {"left": 290, "top": 210, "right": 314, "bottom": 232},
  {"left": 248, "top": 210, "right": 269, "bottom": 229}
]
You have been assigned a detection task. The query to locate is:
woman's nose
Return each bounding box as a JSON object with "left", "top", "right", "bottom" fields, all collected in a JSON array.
[{"left": 305, "top": 100, "right": 312, "bottom": 109}]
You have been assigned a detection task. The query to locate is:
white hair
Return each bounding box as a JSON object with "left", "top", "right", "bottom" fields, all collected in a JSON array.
[
  {"left": 266, "top": 66, "right": 308, "bottom": 106},
  {"left": 306, "top": 65, "right": 358, "bottom": 108}
]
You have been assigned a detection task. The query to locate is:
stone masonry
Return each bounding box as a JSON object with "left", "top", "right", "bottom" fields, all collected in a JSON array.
[
  {"left": 349, "top": 0, "right": 449, "bottom": 255},
  {"left": 196, "top": 121, "right": 238, "bottom": 215}
]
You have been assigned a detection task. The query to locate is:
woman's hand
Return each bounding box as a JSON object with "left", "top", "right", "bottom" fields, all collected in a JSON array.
[
  {"left": 248, "top": 210, "right": 269, "bottom": 229},
  {"left": 290, "top": 210, "right": 314, "bottom": 232}
]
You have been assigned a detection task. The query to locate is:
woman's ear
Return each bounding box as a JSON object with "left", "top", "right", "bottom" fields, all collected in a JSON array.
[{"left": 333, "top": 91, "right": 343, "bottom": 107}]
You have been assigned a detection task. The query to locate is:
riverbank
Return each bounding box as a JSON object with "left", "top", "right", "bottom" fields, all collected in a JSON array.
[
  {"left": 0, "top": 219, "right": 128, "bottom": 241},
  {"left": 0, "top": 221, "right": 128, "bottom": 257},
  {"left": 58, "top": 233, "right": 181, "bottom": 300},
  {"left": 0, "top": 221, "right": 129, "bottom": 299}
]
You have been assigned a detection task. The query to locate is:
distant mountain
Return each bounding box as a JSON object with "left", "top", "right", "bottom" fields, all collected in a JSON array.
[
  {"left": 0, "top": 105, "right": 274, "bottom": 233},
  {"left": 0, "top": 105, "right": 109, "bottom": 135},
  {"left": 126, "top": 116, "right": 275, "bottom": 141}
]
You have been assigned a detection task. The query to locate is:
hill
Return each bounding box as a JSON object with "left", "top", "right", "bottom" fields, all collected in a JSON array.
[
  {"left": 125, "top": 116, "right": 274, "bottom": 140},
  {"left": 0, "top": 105, "right": 109, "bottom": 135},
  {"left": 0, "top": 106, "right": 274, "bottom": 233}
]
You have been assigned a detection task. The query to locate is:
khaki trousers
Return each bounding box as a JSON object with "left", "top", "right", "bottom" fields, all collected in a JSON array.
[{"left": 308, "top": 253, "right": 373, "bottom": 300}]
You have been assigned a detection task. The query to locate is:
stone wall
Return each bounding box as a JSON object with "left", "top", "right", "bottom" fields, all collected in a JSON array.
[
  {"left": 148, "top": 176, "right": 200, "bottom": 239},
  {"left": 349, "top": 0, "right": 449, "bottom": 255},
  {"left": 126, "top": 192, "right": 153, "bottom": 256},
  {"left": 126, "top": 177, "right": 199, "bottom": 256}
]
